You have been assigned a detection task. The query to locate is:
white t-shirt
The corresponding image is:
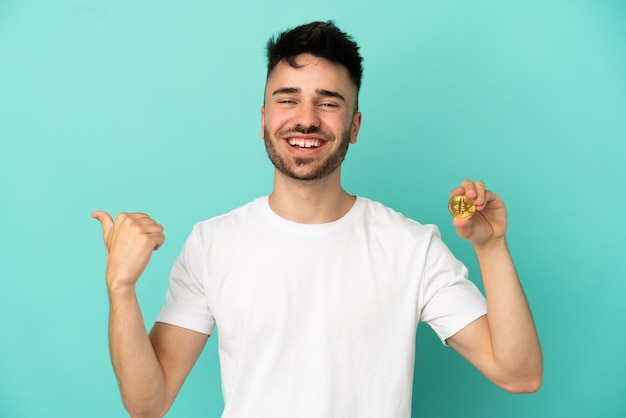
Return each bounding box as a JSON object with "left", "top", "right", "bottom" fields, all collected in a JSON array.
[{"left": 157, "top": 196, "right": 486, "bottom": 418}]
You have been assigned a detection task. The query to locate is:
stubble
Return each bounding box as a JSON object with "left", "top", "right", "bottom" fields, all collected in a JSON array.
[{"left": 263, "top": 126, "right": 351, "bottom": 182}]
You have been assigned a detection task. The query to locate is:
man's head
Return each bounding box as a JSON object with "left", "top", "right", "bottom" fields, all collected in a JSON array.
[
  {"left": 266, "top": 21, "right": 363, "bottom": 102},
  {"left": 261, "top": 22, "right": 363, "bottom": 183}
]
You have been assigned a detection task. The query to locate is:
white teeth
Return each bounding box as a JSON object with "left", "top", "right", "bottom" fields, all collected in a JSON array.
[{"left": 288, "top": 138, "right": 321, "bottom": 148}]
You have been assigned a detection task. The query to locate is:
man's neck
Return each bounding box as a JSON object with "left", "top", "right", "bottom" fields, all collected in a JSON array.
[{"left": 268, "top": 169, "right": 355, "bottom": 224}]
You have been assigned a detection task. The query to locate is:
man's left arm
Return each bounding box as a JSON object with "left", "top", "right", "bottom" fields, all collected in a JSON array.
[{"left": 446, "top": 180, "right": 543, "bottom": 393}]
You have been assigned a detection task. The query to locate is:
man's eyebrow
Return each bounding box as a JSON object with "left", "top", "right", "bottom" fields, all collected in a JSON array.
[
  {"left": 272, "top": 87, "right": 301, "bottom": 96},
  {"left": 316, "top": 89, "right": 345, "bottom": 102}
]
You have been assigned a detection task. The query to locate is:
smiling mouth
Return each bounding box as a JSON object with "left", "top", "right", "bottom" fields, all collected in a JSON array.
[{"left": 287, "top": 138, "right": 324, "bottom": 149}]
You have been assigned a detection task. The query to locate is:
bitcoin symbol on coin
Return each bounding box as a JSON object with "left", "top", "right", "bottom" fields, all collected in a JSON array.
[{"left": 448, "top": 195, "right": 476, "bottom": 219}]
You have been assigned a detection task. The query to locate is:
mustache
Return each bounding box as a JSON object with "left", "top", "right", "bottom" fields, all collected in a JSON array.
[{"left": 276, "top": 124, "right": 334, "bottom": 140}]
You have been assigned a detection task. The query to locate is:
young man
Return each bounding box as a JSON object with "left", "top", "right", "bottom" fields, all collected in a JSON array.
[{"left": 93, "top": 21, "right": 542, "bottom": 418}]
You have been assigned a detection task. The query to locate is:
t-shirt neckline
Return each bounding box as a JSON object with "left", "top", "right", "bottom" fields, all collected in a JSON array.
[{"left": 259, "top": 195, "right": 365, "bottom": 234}]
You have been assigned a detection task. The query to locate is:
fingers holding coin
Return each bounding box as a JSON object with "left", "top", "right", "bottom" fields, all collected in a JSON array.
[
  {"left": 460, "top": 179, "right": 487, "bottom": 207},
  {"left": 448, "top": 180, "right": 488, "bottom": 219}
]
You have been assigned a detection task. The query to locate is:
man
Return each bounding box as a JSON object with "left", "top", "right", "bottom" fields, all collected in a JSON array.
[{"left": 93, "top": 21, "right": 542, "bottom": 418}]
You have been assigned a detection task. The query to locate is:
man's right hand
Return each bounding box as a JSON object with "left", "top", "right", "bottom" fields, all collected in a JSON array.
[{"left": 92, "top": 211, "right": 165, "bottom": 289}]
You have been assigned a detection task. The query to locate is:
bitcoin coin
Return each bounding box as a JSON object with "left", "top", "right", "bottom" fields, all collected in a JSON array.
[{"left": 448, "top": 195, "right": 476, "bottom": 219}]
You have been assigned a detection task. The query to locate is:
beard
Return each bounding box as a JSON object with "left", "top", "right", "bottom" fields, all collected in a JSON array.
[{"left": 263, "top": 125, "right": 352, "bottom": 182}]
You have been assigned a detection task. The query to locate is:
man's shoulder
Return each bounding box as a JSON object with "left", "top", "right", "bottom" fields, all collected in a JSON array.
[
  {"left": 356, "top": 196, "right": 441, "bottom": 238},
  {"left": 358, "top": 197, "right": 428, "bottom": 226},
  {"left": 191, "top": 196, "right": 267, "bottom": 234}
]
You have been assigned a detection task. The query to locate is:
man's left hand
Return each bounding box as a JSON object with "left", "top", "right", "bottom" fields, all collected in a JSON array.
[{"left": 450, "top": 179, "right": 508, "bottom": 246}]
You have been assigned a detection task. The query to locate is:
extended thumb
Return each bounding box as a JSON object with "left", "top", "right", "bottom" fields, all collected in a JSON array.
[{"left": 91, "top": 210, "right": 114, "bottom": 238}]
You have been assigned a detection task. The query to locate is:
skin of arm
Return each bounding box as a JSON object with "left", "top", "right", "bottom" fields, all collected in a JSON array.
[
  {"left": 445, "top": 180, "right": 543, "bottom": 393},
  {"left": 93, "top": 211, "right": 208, "bottom": 417}
]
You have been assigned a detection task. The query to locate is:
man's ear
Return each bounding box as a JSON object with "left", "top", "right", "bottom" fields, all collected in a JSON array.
[
  {"left": 350, "top": 111, "right": 362, "bottom": 144},
  {"left": 260, "top": 106, "right": 265, "bottom": 139}
]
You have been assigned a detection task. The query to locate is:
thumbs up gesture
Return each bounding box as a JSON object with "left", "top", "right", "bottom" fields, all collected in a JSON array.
[{"left": 92, "top": 211, "right": 165, "bottom": 290}]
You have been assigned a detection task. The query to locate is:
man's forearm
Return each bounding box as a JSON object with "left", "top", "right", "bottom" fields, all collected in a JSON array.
[
  {"left": 108, "top": 285, "right": 166, "bottom": 418},
  {"left": 474, "top": 238, "right": 543, "bottom": 391}
]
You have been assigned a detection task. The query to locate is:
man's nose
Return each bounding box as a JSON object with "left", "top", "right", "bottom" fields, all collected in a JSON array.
[{"left": 294, "top": 101, "right": 321, "bottom": 129}]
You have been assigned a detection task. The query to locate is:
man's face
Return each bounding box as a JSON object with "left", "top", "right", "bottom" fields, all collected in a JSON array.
[{"left": 261, "top": 54, "right": 362, "bottom": 182}]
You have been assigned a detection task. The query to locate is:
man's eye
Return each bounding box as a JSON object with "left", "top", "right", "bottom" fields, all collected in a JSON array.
[{"left": 320, "top": 102, "right": 338, "bottom": 108}]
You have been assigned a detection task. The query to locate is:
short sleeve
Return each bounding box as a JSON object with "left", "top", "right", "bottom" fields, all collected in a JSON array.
[
  {"left": 419, "top": 228, "right": 487, "bottom": 344},
  {"left": 156, "top": 227, "right": 215, "bottom": 335}
]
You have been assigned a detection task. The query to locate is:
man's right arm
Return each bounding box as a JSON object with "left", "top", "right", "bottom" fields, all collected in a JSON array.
[{"left": 93, "top": 211, "right": 208, "bottom": 418}]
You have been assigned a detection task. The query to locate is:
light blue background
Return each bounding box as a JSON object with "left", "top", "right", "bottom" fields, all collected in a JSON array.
[{"left": 1, "top": 1, "right": 624, "bottom": 417}]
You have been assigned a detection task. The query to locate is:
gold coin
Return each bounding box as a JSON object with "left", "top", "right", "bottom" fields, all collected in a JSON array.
[{"left": 448, "top": 195, "right": 476, "bottom": 219}]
